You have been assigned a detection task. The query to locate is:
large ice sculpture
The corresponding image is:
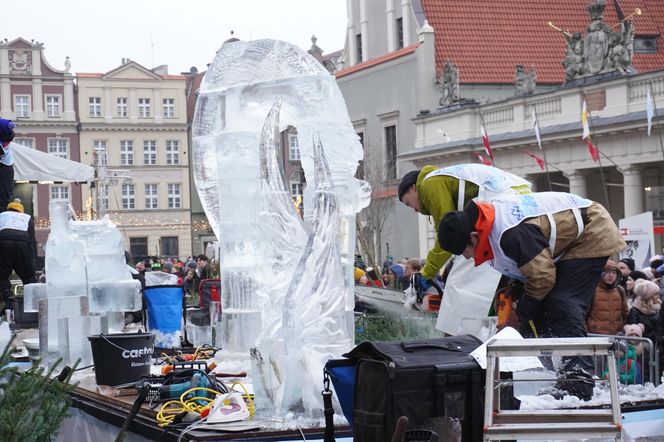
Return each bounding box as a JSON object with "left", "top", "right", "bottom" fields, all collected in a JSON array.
[
  {"left": 192, "top": 39, "right": 370, "bottom": 357},
  {"left": 192, "top": 39, "right": 370, "bottom": 416}
]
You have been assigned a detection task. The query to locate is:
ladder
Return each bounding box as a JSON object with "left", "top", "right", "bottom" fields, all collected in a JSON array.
[{"left": 483, "top": 337, "right": 622, "bottom": 441}]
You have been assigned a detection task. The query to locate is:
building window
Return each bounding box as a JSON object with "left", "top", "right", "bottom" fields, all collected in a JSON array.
[
  {"left": 93, "top": 140, "right": 108, "bottom": 166},
  {"left": 396, "top": 17, "right": 404, "bottom": 49},
  {"left": 145, "top": 184, "right": 158, "bottom": 209},
  {"left": 356, "top": 33, "right": 363, "bottom": 63},
  {"left": 143, "top": 140, "right": 157, "bottom": 165},
  {"left": 166, "top": 140, "right": 180, "bottom": 165},
  {"left": 163, "top": 98, "right": 175, "bottom": 118},
  {"left": 48, "top": 138, "right": 69, "bottom": 159},
  {"left": 634, "top": 37, "right": 657, "bottom": 54},
  {"left": 138, "top": 98, "right": 151, "bottom": 117},
  {"left": 356, "top": 131, "right": 365, "bottom": 180},
  {"left": 290, "top": 181, "right": 303, "bottom": 198},
  {"left": 45, "top": 95, "right": 61, "bottom": 118},
  {"left": 167, "top": 183, "right": 181, "bottom": 208},
  {"left": 160, "top": 236, "right": 179, "bottom": 257},
  {"left": 14, "top": 138, "right": 34, "bottom": 148},
  {"left": 50, "top": 185, "right": 69, "bottom": 200},
  {"left": 100, "top": 193, "right": 109, "bottom": 212},
  {"left": 14, "top": 95, "right": 30, "bottom": 118},
  {"left": 385, "top": 125, "right": 397, "bottom": 180},
  {"left": 122, "top": 184, "right": 135, "bottom": 209},
  {"left": 288, "top": 134, "right": 300, "bottom": 160},
  {"left": 117, "top": 97, "right": 128, "bottom": 117},
  {"left": 130, "top": 237, "right": 148, "bottom": 261},
  {"left": 120, "top": 140, "right": 134, "bottom": 165},
  {"left": 89, "top": 97, "right": 102, "bottom": 117}
]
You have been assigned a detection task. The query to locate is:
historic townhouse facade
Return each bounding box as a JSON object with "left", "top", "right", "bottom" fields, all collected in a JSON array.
[
  {"left": 0, "top": 37, "right": 80, "bottom": 257},
  {"left": 77, "top": 61, "right": 191, "bottom": 261}
]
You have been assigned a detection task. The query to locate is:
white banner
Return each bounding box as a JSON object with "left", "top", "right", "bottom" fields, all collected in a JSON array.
[{"left": 619, "top": 211, "right": 655, "bottom": 270}]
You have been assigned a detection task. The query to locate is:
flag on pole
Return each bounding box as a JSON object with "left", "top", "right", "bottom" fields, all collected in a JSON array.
[
  {"left": 581, "top": 100, "right": 599, "bottom": 161},
  {"left": 479, "top": 123, "right": 494, "bottom": 161},
  {"left": 531, "top": 108, "right": 542, "bottom": 150},
  {"left": 525, "top": 150, "right": 545, "bottom": 171},
  {"left": 582, "top": 100, "right": 591, "bottom": 140},
  {"left": 476, "top": 154, "right": 492, "bottom": 165},
  {"left": 647, "top": 87, "right": 654, "bottom": 136}
]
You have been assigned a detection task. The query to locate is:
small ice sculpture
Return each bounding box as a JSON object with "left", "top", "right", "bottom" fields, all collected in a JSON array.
[
  {"left": 192, "top": 39, "right": 371, "bottom": 416},
  {"left": 40, "top": 200, "right": 141, "bottom": 365}
]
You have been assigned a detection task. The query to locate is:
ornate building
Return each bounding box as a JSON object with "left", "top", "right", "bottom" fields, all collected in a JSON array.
[
  {"left": 0, "top": 37, "right": 80, "bottom": 258},
  {"left": 77, "top": 61, "right": 191, "bottom": 261},
  {"left": 336, "top": 0, "right": 664, "bottom": 262}
]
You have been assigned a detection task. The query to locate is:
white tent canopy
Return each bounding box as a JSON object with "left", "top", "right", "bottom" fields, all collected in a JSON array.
[{"left": 11, "top": 141, "right": 93, "bottom": 183}]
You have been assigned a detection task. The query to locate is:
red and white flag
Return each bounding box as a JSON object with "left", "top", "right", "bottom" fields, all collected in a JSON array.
[
  {"left": 525, "top": 150, "right": 545, "bottom": 171},
  {"left": 476, "top": 154, "right": 492, "bottom": 166},
  {"left": 479, "top": 123, "right": 494, "bottom": 162},
  {"left": 581, "top": 100, "right": 599, "bottom": 162}
]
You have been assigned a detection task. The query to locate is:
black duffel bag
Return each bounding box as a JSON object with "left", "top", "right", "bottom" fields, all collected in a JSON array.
[{"left": 345, "top": 335, "right": 484, "bottom": 442}]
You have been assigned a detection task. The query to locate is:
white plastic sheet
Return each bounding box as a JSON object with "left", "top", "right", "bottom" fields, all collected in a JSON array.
[{"left": 436, "top": 256, "right": 501, "bottom": 336}]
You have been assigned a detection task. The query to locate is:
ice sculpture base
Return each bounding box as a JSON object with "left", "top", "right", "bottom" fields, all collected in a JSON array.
[{"left": 221, "top": 309, "right": 261, "bottom": 354}]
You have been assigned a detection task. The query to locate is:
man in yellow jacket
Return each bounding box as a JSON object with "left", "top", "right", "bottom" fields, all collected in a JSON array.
[{"left": 398, "top": 164, "right": 531, "bottom": 281}]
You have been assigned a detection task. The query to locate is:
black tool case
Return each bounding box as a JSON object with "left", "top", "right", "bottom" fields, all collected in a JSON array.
[{"left": 345, "top": 335, "right": 485, "bottom": 442}]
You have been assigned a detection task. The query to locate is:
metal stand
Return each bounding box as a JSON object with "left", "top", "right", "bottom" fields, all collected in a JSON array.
[{"left": 483, "top": 337, "right": 622, "bottom": 441}]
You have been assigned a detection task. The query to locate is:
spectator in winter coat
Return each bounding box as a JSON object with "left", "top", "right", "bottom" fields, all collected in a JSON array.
[
  {"left": 604, "top": 340, "right": 642, "bottom": 385},
  {"left": 364, "top": 267, "right": 383, "bottom": 287},
  {"left": 388, "top": 264, "right": 406, "bottom": 290},
  {"left": 627, "top": 279, "right": 661, "bottom": 342},
  {"left": 586, "top": 260, "right": 629, "bottom": 335},
  {"left": 437, "top": 192, "right": 625, "bottom": 400}
]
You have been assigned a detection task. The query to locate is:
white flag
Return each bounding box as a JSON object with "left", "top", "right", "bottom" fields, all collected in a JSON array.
[
  {"left": 581, "top": 100, "right": 590, "bottom": 140},
  {"left": 647, "top": 87, "right": 654, "bottom": 136},
  {"left": 531, "top": 109, "right": 542, "bottom": 150}
]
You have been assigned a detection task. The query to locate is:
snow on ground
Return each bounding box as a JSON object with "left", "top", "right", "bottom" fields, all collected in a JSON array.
[{"left": 516, "top": 369, "right": 664, "bottom": 409}]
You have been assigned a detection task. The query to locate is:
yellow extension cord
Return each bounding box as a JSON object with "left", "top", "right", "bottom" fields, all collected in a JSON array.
[{"left": 156, "top": 382, "right": 254, "bottom": 427}]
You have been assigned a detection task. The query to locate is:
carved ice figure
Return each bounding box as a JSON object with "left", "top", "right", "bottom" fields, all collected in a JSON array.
[{"left": 192, "top": 39, "right": 370, "bottom": 356}]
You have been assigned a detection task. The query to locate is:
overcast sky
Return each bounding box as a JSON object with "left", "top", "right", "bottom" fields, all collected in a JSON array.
[{"left": 3, "top": 0, "right": 347, "bottom": 75}]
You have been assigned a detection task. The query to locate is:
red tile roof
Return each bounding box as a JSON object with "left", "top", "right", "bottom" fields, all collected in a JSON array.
[
  {"left": 421, "top": 0, "right": 664, "bottom": 84},
  {"left": 336, "top": 43, "right": 420, "bottom": 78},
  {"left": 186, "top": 71, "right": 206, "bottom": 122}
]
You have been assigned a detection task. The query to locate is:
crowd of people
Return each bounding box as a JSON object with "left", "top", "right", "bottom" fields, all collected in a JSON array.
[{"left": 129, "top": 254, "right": 216, "bottom": 297}]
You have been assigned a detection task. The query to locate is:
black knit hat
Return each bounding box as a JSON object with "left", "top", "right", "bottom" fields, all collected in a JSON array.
[
  {"left": 619, "top": 258, "right": 635, "bottom": 272},
  {"left": 438, "top": 201, "right": 480, "bottom": 255},
  {"left": 398, "top": 170, "right": 421, "bottom": 201}
]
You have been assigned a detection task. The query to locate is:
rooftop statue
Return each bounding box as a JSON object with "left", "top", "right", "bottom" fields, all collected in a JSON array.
[
  {"left": 515, "top": 64, "right": 537, "bottom": 96},
  {"left": 559, "top": 0, "right": 638, "bottom": 83},
  {"left": 434, "top": 61, "right": 460, "bottom": 107}
]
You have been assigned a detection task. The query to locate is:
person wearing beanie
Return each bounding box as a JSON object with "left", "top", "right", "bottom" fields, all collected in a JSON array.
[
  {"left": 586, "top": 260, "right": 629, "bottom": 335},
  {"left": 618, "top": 257, "right": 636, "bottom": 290},
  {"left": 397, "top": 163, "right": 531, "bottom": 282},
  {"left": 627, "top": 279, "right": 661, "bottom": 342},
  {"left": 0, "top": 118, "right": 16, "bottom": 212},
  {"left": 438, "top": 191, "right": 625, "bottom": 401},
  {"left": 0, "top": 198, "right": 37, "bottom": 314}
]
